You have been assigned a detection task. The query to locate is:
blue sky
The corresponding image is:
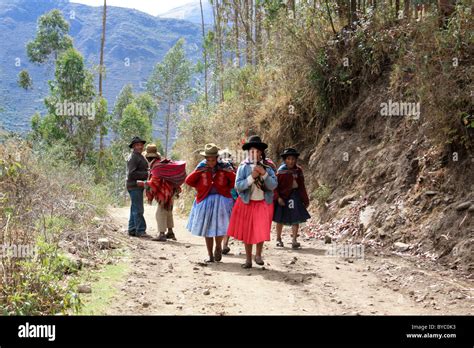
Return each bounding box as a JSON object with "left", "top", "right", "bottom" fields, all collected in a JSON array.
[{"left": 70, "top": 0, "right": 199, "bottom": 16}]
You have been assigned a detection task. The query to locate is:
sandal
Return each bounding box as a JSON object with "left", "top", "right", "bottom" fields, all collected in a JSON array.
[
  {"left": 152, "top": 233, "right": 167, "bottom": 242},
  {"left": 204, "top": 256, "right": 215, "bottom": 263},
  {"left": 276, "top": 240, "right": 284, "bottom": 247},
  {"left": 292, "top": 241, "right": 301, "bottom": 249},
  {"left": 241, "top": 261, "right": 252, "bottom": 269},
  {"left": 222, "top": 246, "right": 231, "bottom": 255},
  {"left": 254, "top": 256, "right": 264, "bottom": 266},
  {"left": 214, "top": 248, "right": 222, "bottom": 262},
  {"left": 138, "top": 233, "right": 153, "bottom": 239},
  {"left": 165, "top": 231, "right": 177, "bottom": 240}
]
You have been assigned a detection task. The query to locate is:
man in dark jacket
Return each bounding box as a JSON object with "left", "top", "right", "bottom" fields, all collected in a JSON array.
[{"left": 127, "top": 136, "right": 150, "bottom": 238}]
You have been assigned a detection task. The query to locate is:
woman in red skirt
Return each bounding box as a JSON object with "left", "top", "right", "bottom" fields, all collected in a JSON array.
[{"left": 227, "top": 135, "right": 278, "bottom": 268}]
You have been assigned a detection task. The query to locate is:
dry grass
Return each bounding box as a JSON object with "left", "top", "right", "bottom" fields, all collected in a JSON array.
[{"left": 0, "top": 137, "right": 116, "bottom": 314}]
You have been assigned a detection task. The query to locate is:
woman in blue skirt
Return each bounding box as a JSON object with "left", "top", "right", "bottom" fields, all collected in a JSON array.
[
  {"left": 185, "top": 143, "right": 236, "bottom": 262},
  {"left": 273, "top": 148, "right": 311, "bottom": 249}
]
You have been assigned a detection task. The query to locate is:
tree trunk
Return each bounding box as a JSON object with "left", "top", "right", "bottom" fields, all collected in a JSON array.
[
  {"left": 98, "top": 0, "right": 107, "bottom": 168},
  {"left": 325, "top": 0, "right": 337, "bottom": 34},
  {"left": 404, "top": 0, "right": 410, "bottom": 18},
  {"left": 199, "top": 0, "right": 208, "bottom": 107},
  {"left": 165, "top": 98, "right": 171, "bottom": 158},
  {"left": 215, "top": 0, "right": 224, "bottom": 102},
  {"left": 350, "top": 0, "right": 358, "bottom": 26},
  {"left": 99, "top": 0, "right": 106, "bottom": 98},
  {"left": 255, "top": 2, "right": 262, "bottom": 65},
  {"left": 245, "top": 0, "right": 252, "bottom": 65},
  {"left": 234, "top": 4, "right": 240, "bottom": 68}
]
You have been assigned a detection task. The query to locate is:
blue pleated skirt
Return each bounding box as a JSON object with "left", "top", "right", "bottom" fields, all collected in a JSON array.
[
  {"left": 186, "top": 193, "right": 234, "bottom": 237},
  {"left": 273, "top": 189, "right": 311, "bottom": 225}
]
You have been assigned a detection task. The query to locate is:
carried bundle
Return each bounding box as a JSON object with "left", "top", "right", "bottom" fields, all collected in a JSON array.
[{"left": 144, "top": 159, "right": 186, "bottom": 210}]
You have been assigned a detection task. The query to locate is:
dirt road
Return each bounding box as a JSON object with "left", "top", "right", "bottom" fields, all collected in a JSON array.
[{"left": 105, "top": 205, "right": 473, "bottom": 315}]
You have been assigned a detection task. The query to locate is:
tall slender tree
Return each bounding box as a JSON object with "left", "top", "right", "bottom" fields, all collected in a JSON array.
[
  {"left": 98, "top": 0, "right": 107, "bottom": 98},
  {"left": 233, "top": 2, "right": 240, "bottom": 68},
  {"left": 147, "top": 39, "right": 192, "bottom": 157},
  {"left": 98, "top": 0, "right": 107, "bottom": 167},
  {"left": 199, "top": 0, "right": 209, "bottom": 107}
]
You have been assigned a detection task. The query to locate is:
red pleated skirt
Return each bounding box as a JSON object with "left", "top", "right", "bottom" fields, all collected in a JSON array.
[{"left": 227, "top": 197, "right": 273, "bottom": 245}]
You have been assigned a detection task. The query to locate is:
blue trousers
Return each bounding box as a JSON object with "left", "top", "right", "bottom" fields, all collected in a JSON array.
[{"left": 128, "top": 188, "right": 146, "bottom": 235}]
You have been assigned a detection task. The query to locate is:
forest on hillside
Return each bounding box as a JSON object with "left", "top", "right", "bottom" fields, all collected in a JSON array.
[{"left": 0, "top": 0, "right": 472, "bottom": 321}]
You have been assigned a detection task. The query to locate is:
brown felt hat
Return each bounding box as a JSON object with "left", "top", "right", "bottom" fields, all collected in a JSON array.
[
  {"left": 199, "top": 143, "right": 220, "bottom": 157},
  {"left": 144, "top": 144, "right": 161, "bottom": 158}
]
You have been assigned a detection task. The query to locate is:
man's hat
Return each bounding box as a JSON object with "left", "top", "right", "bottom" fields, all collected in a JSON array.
[
  {"left": 281, "top": 148, "right": 300, "bottom": 158},
  {"left": 129, "top": 136, "right": 146, "bottom": 149},
  {"left": 199, "top": 143, "right": 220, "bottom": 157},
  {"left": 242, "top": 135, "right": 268, "bottom": 151}
]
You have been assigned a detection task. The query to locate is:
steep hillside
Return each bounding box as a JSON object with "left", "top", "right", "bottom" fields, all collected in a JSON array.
[{"left": 305, "top": 75, "right": 473, "bottom": 274}]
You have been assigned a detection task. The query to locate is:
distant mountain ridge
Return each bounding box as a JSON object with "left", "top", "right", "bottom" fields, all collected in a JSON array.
[
  {"left": 158, "top": 0, "right": 213, "bottom": 25},
  {"left": 0, "top": 0, "right": 203, "bottom": 141}
]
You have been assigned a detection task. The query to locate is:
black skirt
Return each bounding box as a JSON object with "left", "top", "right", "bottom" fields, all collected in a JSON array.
[{"left": 273, "top": 189, "right": 311, "bottom": 225}]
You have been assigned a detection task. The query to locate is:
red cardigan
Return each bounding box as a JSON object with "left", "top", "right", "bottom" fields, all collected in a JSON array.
[
  {"left": 185, "top": 166, "right": 236, "bottom": 203},
  {"left": 274, "top": 165, "right": 310, "bottom": 207}
]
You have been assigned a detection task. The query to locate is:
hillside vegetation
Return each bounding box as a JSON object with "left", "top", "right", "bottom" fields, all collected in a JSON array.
[
  {"left": 175, "top": 0, "right": 473, "bottom": 273},
  {"left": 0, "top": 0, "right": 472, "bottom": 315}
]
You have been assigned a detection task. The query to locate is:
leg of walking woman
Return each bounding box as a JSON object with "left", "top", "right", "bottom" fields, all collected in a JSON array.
[
  {"left": 214, "top": 236, "right": 223, "bottom": 261},
  {"left": 255, "top": 242, "right": 264, "bottom": 265},
  {"left": 243, "top": 243, "right": 253, "bottom": 268},
  {"left": 205, "top": 237, "right": 215, "bottom": 262},
  {"left": 291, "top": 224, "right": 300, "bottom": 249},
  {"left": 222, "top": 235, "right": 230, "bottom": 254},
  {"left": 276, "top": 223, "right": 284, "bottom": 247}
]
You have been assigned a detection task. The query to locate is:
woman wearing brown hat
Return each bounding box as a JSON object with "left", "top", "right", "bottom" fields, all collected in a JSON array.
[
  {"left": 185, "top": 143, "right": 236, "bottom": 262},
  {"left": 226, "top": 135, "right": 278, "bottom": 268}
]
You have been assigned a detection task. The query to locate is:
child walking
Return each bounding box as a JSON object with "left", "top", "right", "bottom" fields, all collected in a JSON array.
[{"left": 273, "top": 148, "right": 311, "bottom": 249}]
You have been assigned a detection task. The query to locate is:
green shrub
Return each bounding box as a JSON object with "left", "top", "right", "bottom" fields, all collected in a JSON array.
[
  {"left": 1, "top": 238, "right": 82, "bottom": 315},
  {"left": 312, "top": 184, "right": 332, "bottom": 207}
]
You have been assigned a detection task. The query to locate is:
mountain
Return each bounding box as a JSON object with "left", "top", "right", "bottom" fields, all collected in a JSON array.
[
  {"left": 0, "top": 0, "right": 203, "bottom": 139},
  {"left": 158, "top": 0, "right": 213, "bottom": 25}
]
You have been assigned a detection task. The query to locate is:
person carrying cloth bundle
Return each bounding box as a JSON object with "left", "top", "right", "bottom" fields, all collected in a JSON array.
[
  {"left": 185, "top": 143, "right": 236, "bottom": 263},
  {"left": 138, "top": 144, "right": 186, "bottom": 242},
  {"left": 273, "top": 147, "right": 311, "bottom": 249},
  {"left": 226, "top": 135, "right": 278, "bottom": 269}
]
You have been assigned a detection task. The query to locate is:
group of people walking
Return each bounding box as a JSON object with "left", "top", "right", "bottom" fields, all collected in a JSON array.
[{"left": 126, "top": 135, "right": 311, "bottom": 269}]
